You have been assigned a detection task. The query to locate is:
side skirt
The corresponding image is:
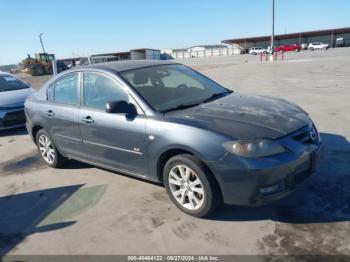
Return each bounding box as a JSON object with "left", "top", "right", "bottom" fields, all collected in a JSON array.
[{"left": 65, "top": 154, "right": 160, "bottom": 184}]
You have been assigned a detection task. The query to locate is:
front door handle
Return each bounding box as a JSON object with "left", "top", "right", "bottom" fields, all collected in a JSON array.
[
  {"left": 46, "top": 110, "right": 55, "bottom": 117},
  {"left": 81, "top": 116, "right": 94, "bottom": 124}
]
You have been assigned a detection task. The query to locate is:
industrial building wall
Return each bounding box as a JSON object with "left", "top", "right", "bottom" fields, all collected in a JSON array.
[
  {"left": 130, "top": 50, "right": 161, "bottom": 60},
  {"left": 169, "top": 47, "right": 242, "bottom": 60},
  {"left": 145, "top": 50, "right": 161, "bottom": 60},
  {"left": 130, "top": 51, "right": 145, "bottom": 60}
]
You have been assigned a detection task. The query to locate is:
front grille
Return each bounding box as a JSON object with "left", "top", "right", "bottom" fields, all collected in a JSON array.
[
  {"left": 291, "top": 125, "right": 319, "bottom": 145},
  {"left": 2, "top": 110, "right": 26, "bottom": 128},
  {"left": 292, "top": 131, "right": 313, "bottom": 144}
]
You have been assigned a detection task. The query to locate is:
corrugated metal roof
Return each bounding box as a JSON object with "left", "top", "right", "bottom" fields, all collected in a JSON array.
[
  {"left": 130, "top": 48, "right": 161, "bottom": 52},
  {"left": 222, "top": 27, "right": 350, "bottom": 44}
]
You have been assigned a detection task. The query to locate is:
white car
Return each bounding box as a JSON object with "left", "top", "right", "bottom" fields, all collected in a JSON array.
[
  {"left": 249, "top": 47, "right": 269, "bottom": 55},
  {"left": 308, "top": 42, "right": 329, "bottom": 51}
]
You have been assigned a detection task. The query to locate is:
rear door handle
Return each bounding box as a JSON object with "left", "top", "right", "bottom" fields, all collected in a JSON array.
[
  {"left": 46, "top": 110, "right": 55, "bottom": 117},
  {"left": 81, "top": 116, "right": 94, "bottom": 124}
]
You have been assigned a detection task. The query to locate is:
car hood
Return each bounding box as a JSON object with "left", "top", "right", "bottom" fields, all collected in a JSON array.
[
  {"left": 0, "top": 88, "right": 33, "bottom": 108},
  {"left": 165, "top": 93, "right": 310, "bottom": 140}
]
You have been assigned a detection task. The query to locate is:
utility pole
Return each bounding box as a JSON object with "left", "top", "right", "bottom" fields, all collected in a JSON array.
[
  {"left": 39, "top": 33, "right": 46, "bottom": 53},
  {"left": 271, "top": 0, "right": 275, "bottom": 57}
]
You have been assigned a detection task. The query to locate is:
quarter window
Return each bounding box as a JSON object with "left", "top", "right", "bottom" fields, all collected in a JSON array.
[
  {"left": 47, "top": 73, "right": 78, "bottom": 105},
  {"left": 83, "top": 73, "right": 129, "bottom": 110}
]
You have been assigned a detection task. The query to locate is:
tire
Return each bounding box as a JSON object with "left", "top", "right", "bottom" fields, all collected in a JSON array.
[
  {"left": 309, "top": 47, "right": 314, "bottom": 52},
  {"left": 36, "top": 129, "right": 66, "bottom": 168},
  {"left": 31, "top": 64, "right": 45, "bottom": 76},
  {"left": 163, "top": 154, "right": 222, "bottom": 217}
]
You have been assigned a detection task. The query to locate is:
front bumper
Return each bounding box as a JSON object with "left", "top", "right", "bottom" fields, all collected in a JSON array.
[
  {"left": 0, "top": 107, "right": 26, "bottom": 130},
  {"left": 207, "top": 129, "right": 325, "bottom": 206}
]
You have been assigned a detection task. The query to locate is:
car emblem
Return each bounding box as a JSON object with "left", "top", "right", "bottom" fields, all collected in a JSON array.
[{"left": 309, "top": 127, "right": 317, "bottom": 141}]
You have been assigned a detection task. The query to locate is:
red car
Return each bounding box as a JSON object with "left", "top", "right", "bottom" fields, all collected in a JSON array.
[{"left": 275, "top": 44, "right": 301, "bottom": 53}]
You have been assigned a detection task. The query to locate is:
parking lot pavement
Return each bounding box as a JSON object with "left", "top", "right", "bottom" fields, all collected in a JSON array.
[{"left": 1, "top": 48, "right": 350, "bottom": 256}]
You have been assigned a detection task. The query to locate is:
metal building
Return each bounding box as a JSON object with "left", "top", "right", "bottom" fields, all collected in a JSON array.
[{"left": 222, "top": 27, "right": 350, "bottom": 52}]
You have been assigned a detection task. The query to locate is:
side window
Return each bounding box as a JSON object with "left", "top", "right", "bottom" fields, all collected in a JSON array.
[
  {"left": 47, "top": 73, "right": 78, "bottom": 105},
  {"left": 83, "top": 73, "right": 129, "bottom": 110}
]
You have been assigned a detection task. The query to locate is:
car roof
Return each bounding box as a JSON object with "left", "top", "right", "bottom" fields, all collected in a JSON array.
[{"left": 78, "top": 60, "right": 177, "bottom": 73}]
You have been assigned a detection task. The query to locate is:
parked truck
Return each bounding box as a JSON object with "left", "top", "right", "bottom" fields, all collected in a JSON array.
[{"left": 21, "top": 53, "right": 68, "bottom": 76}]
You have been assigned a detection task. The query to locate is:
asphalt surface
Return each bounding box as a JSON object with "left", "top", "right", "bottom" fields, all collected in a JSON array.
[{"left": 0, "top": 48, "right": 350, "bottom": 256}]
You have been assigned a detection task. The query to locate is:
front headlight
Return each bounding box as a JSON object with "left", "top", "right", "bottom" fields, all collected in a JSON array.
[{"left": 223, "top": 139, "right": 286, "bottom": 158}]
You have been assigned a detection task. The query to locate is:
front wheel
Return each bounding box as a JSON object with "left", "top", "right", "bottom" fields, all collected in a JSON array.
[
  {"left": 163, "top": 154, "right": 222, "bottom": 217},
  {"left": 36, "top": 129, "right": 66, "bottom": 168},
  {"left": 31, "top": 64, "right": 45, "bottom": 76}
]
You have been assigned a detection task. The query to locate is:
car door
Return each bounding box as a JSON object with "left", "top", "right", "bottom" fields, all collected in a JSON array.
[
  {"left": 44, "top": 72, "right": 87, "bottom": 159},
  {"left": 78, "top": 71, "right": 147, "bottom": 176}
]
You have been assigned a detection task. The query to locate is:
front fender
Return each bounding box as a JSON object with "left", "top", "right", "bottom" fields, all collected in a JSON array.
[{"left": 146, "top": 119, "right": 229, "bottom": 181}]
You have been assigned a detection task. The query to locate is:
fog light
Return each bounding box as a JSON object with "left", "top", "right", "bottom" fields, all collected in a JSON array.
[{"left": 259, "top": 184, "right": 280, "bottom": 194}]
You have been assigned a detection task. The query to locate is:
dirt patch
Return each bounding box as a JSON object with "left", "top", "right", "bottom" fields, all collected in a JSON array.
[
  {"left": 259, "top": 222, "right": 350, "bottom": 256},
  {"left": 172, "top": 221, "right": 197, "bottom": 240},
  {"left": 151, "top": 190, "right": 169, "bottom": 202},
  {"left": 258, "top": 173, "right": 350, "bottom": 255},
  {"left": 0, "top": 151, "right": 46, "bottom": 175}
]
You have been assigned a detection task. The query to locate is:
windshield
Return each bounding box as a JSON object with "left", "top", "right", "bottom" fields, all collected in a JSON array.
[
  {"left": 0, "top": 75, "right": 29, "bottom": 92},
  {"left": 120, "top": 64, "right": 230, "bottom": 112}
]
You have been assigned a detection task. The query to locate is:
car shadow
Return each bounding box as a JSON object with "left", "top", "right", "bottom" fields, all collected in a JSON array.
[
  {"left": 0, "top": 184, "right": 83, "bottom": 256},
  {"left": 0, "top": 126, "right": 28, "bottom": 137},
  {"left": 62, "top": 160, "right": 93, "bottom": 170},
  {"left": 0, "top": 183, "right": 108, "bottom": 257},
  {"left": 208, "top": 132, "right": 350, "bottom": 224}
]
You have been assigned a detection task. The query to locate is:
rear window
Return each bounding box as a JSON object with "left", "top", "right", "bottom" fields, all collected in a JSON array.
[{"left": 0, "top": 75, "right": 29, "bottom": 92}]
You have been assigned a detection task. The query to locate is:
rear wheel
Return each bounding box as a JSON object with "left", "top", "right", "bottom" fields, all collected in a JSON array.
[
  {"left": 163, "top": 154, "right": 222, "bottom": 217},
  {"left": 309, "top": 47, "right": 314, "bottom": 51},
  {"left": 31, "top": 64, "right": 45, "bottom": 76},
  {"left": 36, "top": 129, "right": 66, "bottom": 168}
]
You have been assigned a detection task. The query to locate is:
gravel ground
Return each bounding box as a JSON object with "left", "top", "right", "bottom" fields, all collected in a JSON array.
[{"left": 0, "top": 48, "right": 349, "bottom": 257}]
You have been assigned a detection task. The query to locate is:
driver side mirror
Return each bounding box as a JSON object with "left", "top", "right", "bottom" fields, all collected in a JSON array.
[{"left": 105, "top": 100, "right": 137, "bottom": 117}]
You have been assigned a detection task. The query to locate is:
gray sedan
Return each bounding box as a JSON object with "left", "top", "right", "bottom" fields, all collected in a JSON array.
[
  {"left": 0, "top": 73, "right": 33, "bottom": 130},
  {"left": 25, "top": 60, "right": 324, "bottom": 217}
]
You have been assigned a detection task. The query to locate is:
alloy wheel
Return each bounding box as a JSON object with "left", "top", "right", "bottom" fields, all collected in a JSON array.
[
  {"left": 38, "top": 135, "right": 55, "bottom": 165},
  {"left": 168, "top": 165, "right": 205, "bottom": 210}
]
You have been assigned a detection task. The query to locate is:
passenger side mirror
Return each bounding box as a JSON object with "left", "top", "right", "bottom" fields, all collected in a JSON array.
[{"left": 105, "top": 101, "right": 137, "bottom": 117}]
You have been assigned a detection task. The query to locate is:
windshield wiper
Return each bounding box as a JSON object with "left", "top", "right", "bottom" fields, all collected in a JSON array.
[
  {"left": 161, "top": 102, "right": 202, "bottom": 113},
  {"left": 202, "top": 90, "right": 232, "bottom": 103},
  {"left": 161, "top": 90, "right": 233, "bottom": 113}
]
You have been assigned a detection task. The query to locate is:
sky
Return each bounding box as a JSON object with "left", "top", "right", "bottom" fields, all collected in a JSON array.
[{"left": 1, "top": 0, "right": 349, "bottom": 65}]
